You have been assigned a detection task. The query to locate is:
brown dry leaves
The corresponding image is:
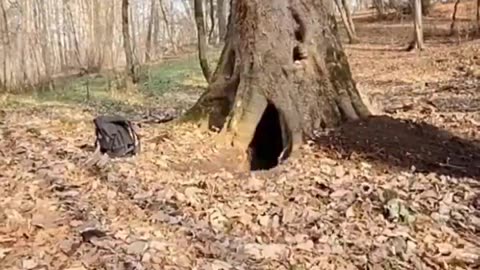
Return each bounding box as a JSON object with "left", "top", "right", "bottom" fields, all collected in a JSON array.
[
  {"left": 1, "top": 5, "right": 480, "bottom": 269},
  {"left": 0, "top": 103, "right": 479, "bottom": 270}
]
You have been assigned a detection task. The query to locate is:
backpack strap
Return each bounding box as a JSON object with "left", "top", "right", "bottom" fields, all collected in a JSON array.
[
  {"left": 94, "top": 118, "right": 116, "bottom": 152},
  {"left": 126, "top": 120, "right": 141, "bottom": 154}
]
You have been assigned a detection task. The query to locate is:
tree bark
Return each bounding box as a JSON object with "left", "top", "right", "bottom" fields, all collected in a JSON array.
[
  {"left": 476, "top": 0, "right": 479, "bottom": 30},
  {"left": 341, "top": 0, "right": 356, "bottom": 34},
  {"left": 373, "top": 0, "right": 386, "bottom": 18},
  {"left": 324, "top": 0, "right": 335, "bottom": 15},
  {"left": 35, "top": 0, "right": 53, "bottom": 89},
  {"left": 421, "top": 0, "right": 432, "bottom": 16},
  {"left": 159, "top": 0, "right": 177, "bottom": 54},
  {"left": 208, "top": 0, "right": 216, "bottom": 44},
  {"left": 217, "top": 0, "right": 227, "bottom": 42},
  {"left": 0, "top": 0, "right": 9, "bottom": 44},
  {"left": 450, "top": 0, "right": 461, "bottom": 35},
  {"left": 122, "top": 0, "right": 138, "bottom": 84},
  {"left": 180, "top": 0, "right": 195, "bottom": 23},
  {"left": 185, "top": 0, "right": 370, "bottom": 170},
  {"left": 145, "top": 0, "right": 156, "bottom": 62},
  {"left": 152, "top": 1, "right": 160, "bottom": 57},
  {"left": 194, "top": 0, "right": 212, "bottom": 82},
  {"left": 413, "top": 0, "right": 424, "bottom": 50},
  {"left": 129, "top": 4, "right": 139, "bottom": 65},
  {"left": 335, "top": 0, "right": 359, "bottom": 44},
  {"left": 0, "top": 0, "right": 9, "bottom": 89}
]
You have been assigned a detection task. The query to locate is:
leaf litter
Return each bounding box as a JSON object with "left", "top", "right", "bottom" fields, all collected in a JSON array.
[{"left": 1, "top": 9, "right": 480, "bottom": 270}]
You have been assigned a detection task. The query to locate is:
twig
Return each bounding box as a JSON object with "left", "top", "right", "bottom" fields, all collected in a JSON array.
[{"left": 438, "top": 162, "right": 467, "bottom": 172}]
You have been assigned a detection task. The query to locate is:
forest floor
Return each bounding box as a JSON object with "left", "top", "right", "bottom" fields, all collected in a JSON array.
[{"left": 1, "top": 2, "right": 480, "bottom": 270}]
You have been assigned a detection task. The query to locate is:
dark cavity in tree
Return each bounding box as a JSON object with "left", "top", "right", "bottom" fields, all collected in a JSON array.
[
  {"left": 293, "top": 46, "right": 305, "bottom": 62},
  {"left": 248, "top": 102, "right": 285, "bottom": 171},
  {"left": 290, "top": 8, "right": 306, "bottom": 42}
]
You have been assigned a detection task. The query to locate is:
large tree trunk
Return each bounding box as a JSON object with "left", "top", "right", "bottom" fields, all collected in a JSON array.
[{"left": 184, "top": 0, "right": 370, "bottom": 170}]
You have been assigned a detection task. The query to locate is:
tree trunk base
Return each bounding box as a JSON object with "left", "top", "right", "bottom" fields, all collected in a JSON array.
[{"left": 183, "top": 0, "right": 371, "bottom": 171}]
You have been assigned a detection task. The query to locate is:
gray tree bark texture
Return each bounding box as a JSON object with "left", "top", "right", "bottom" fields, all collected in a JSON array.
[
  {"left": 217, "top": 0, "right": 227, "bottom": 42},
  {"left": 477, "top": 0, "right": 480, "bottom": 29},
  {"left": 194, "top": 0, "right": 212, "bottom": 82},
  {"left": 121, "top": 0, "right": 138, "bottom": 84},
  {"left": 184, "top": 0, "right": 370, "bottom": 169},
  {"left": 335, "top": 0, "right": 359, "bottom": 44},
  {"left": 450, "top": 0, "right": 461, "bottom": 35},
  {"left": 413, "top": 0, "right": 424, "bottom": 50}
]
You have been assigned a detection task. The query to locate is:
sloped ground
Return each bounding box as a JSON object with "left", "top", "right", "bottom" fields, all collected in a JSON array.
[{"left": 1, "top": 4, "right": 480, "bottom": 270}]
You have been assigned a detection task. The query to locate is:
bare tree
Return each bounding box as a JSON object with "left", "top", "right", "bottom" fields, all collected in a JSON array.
[
  {"left": 450, "top": 0, "right": 461, "bottom": 35},
  {"left": 0, "top": 0, "right": 9, "bottom": 89},
  {"left": 342, "top": 0, "right": 356, "bottom": 34},
  {"left": 324, "top": 0, "right": 335, "bottom": 15},
  {"left": 335, "top": 0, "right": 359, "bottom": 43},
  {"left": 208, "top": 0, "right": 216, "bottom": 44},
  {"left": 122, "top": 0, "right": 138, "bottom": 84},
  {"left": 217, "top": 0, "right": 227, "bottom": 42},
  {"left": 186, "top": 0, "right": 370, "bottom": 170},
  {"left": 35, "top": 0, "right": 53, "bottom": 89},
  {"left": 159, "top": 0, "right": 177, "bottom": 53},
  {"left": 412, "top": 0, "right": 424, "bottom": 50},
  {"left": 129, "top": 2, "right": 139, "bottom": 64},
  {"left": 194, "top": 0, "right": 212, "bottom": 82},
  {"left": 373, "top": 0, "right": 387, "bottom": 18},
  {"left": 0, "top": 0, "right": 198, "bottom": 91},
  {"left": 477, "top": 0, "right": 480, "bottom": 30},
  {"left": 145, "top": 0, "right": 157, "bottom": 62}
]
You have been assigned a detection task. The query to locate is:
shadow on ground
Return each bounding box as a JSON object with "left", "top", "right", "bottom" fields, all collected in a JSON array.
[{"left": 315, "top": 115, "right": 480, "bottom": 179}]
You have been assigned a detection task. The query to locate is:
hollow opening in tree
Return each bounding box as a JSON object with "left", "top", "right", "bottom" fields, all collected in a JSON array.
[
  {"left": 248, "top": 102, "right": 285, "bottom": 171},
  {"left": 183, "top": 0, "right": 371, "bottom": 172},
  {"left": 291, "top": 8, "right": 305, "bottom": 42},
  {"left": 293, "top": 46, "right": 305, "bottom": 62}
]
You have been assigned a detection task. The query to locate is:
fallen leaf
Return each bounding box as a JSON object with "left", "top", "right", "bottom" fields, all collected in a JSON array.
[
  {"left": 22, "top": 258, "right": 39, "bottom": 270},
  {"left": 64, "top": 264, "right": 87, "bottom": 270},
  {"left": 243, "top": 243, "right": 288, "bottom": 260},
  {"left": 208, "top": 260, "right": 233, "bottom": 270},
  {"left": 79, "top": 225, "right": 107, "bottom": 242},
  {"left": 127, "top": 240, "right": 149, "bottom": 255},
  {"left": 257, "top": 214, "right": 270, "bottom": 227},
  {"left": 209, "top": 208, "right": 228, "bottom": 232},
  {"left": 58, "top": 239, "right": 80, "bottom": 255},
  {"left": 0, "top": 248, "right": 12, "bottom": 260},
  {"left": 384, "top": 198, "right": 416, "bottom": 225},
  {"left": 436, "top": 242, "right": 453, "bottom": 255},
  {"left": 334, "top": 165, "right": 346, "bottom": 178}
]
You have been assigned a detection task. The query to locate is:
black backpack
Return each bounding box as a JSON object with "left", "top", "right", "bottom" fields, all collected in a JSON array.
[{"left": 93, "top": 115, "right": 140, "bottom": 158}]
